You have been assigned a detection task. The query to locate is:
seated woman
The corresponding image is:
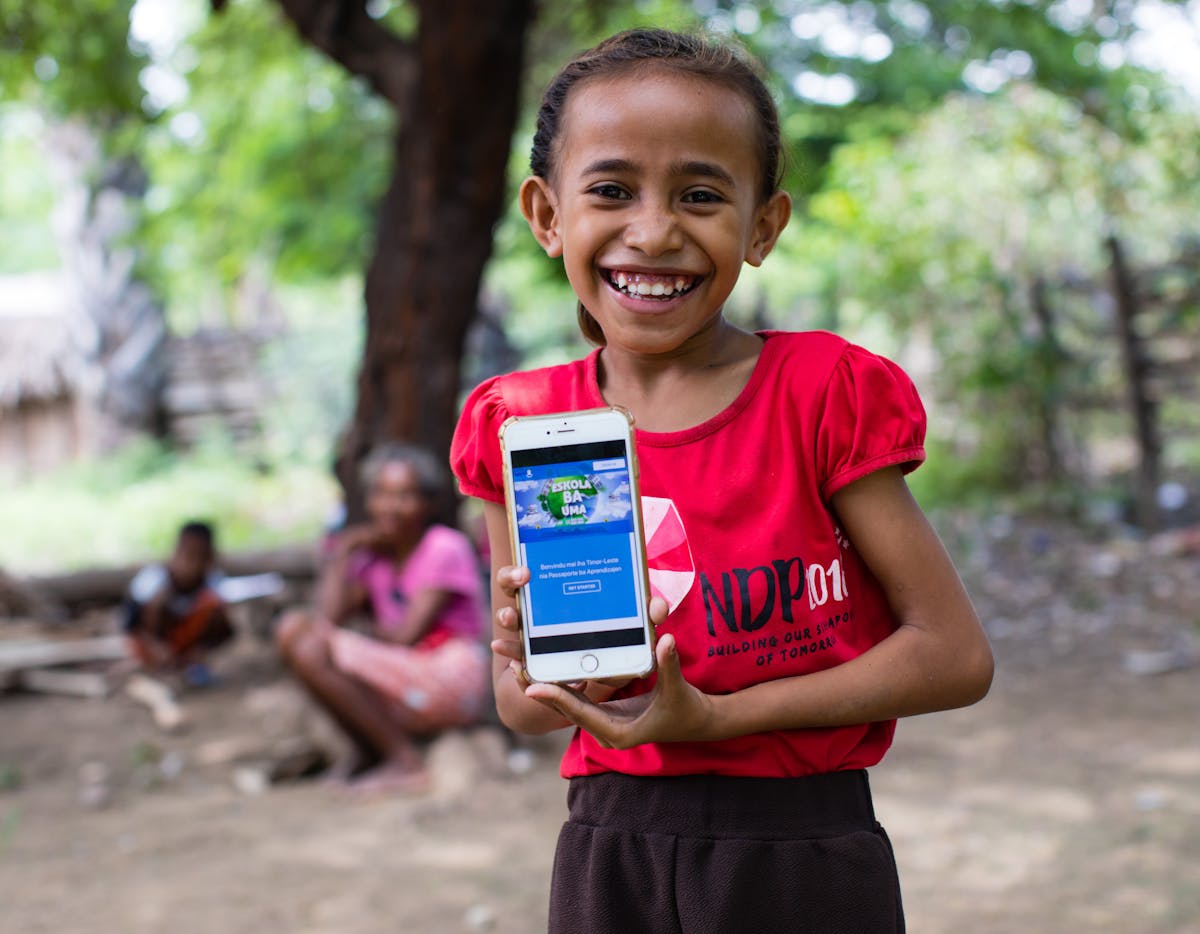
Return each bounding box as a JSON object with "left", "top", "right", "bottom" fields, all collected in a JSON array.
[{"left": 276, "top": 443, "right": 490, "bottom": 794}]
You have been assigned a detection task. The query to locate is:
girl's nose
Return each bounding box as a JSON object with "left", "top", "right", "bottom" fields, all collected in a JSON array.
[{"left": 622, "top": 203, "right": 683, "bottom": 255}]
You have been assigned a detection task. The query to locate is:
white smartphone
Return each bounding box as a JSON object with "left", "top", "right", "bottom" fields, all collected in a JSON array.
[{"left": 499, "top": 407, "right": 656, "bottom": 684}]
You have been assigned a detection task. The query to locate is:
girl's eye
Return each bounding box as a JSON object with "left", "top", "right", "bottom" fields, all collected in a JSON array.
[
  {"left": 682, "top": 189, "right": 723, "bottom": 205},
  {"left": 588, "top": 184, "right": 630, "bottom": 201}
]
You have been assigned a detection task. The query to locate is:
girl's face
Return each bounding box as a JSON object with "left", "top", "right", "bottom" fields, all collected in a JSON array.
[
  {"left": 367, "top": 461, "right": 430, "bottom": 538},
  {"left": 521, "top": 67, "right": 790, "bottom": 357}
]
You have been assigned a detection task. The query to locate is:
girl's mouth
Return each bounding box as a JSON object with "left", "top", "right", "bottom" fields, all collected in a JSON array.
[{"left": 605, "top": 269, "right": 698, "bottom": 300}]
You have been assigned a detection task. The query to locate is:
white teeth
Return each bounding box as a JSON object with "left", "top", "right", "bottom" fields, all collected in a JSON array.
[{"left": 609, "top": 271, "right": 693, "bottom": 298}]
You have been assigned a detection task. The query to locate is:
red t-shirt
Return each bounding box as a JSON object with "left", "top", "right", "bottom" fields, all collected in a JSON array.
[{"left": 451, "top": 330, "right": 926, "bottom": 778}]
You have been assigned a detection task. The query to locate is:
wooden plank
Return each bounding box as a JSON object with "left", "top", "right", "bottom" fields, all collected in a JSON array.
[
  {"left": 215, "top": 572, "right": 285, "bottom": 603},
  {"left": 20, "top": 546, "right": 314, "bottom": 608},
  {"left": 18, "top": 667, "right": 114, "bottom": 698},
  {"left": 0, "top": 636, "right": 127, "bottom": 673}
]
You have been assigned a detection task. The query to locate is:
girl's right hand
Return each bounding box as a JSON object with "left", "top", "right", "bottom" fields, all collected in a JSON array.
[
  {"left": 491, "top": 564, "right": 532, "bottom": 687},
  {"left": 490, "top": 564, "right": 635, "bottom": 699}
]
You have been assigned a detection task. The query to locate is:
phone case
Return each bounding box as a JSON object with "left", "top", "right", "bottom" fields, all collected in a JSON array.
[{"left": 498, "top": 407, "right": 655, "bottom": 684}]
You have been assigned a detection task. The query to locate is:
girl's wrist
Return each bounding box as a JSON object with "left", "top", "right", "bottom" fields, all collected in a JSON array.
[{"left": 694, "top": 690, "right": 738, "bottom": 743}]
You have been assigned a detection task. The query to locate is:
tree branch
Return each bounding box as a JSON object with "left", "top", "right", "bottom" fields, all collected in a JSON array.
[{"left": 215, "top": 0, "right": 416, "bottom": 106}]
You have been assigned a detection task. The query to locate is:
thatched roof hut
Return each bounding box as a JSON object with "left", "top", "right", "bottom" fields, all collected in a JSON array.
[
  {"left": 1, "top": 272, "right": 273, "bottom": 478},
  {"left": 0, "top": 277, "right": 81, "bottom": 402},
  {"left": 0, "top": 274, "right": 87, "bottom": 478}
]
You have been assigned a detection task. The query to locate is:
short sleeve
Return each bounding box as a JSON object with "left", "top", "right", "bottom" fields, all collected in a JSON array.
[
  {"left": 816, "top": 345, "right": 926, "bottom": 500},
  {"left": 450, "top": 376, "right": 511, "bottom": 504},
  {"left": 128, "top": 564, "right": 167, "bottom": 602}
]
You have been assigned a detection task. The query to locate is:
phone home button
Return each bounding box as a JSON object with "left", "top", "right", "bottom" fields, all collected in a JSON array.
[{"left": 580, "top": 653, "right": 600, "bottom": 674}]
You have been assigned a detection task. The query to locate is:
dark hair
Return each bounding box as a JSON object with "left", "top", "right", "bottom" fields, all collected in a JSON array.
[
  {"left": 178, "top": 520, "right": 215, "bottom": 551},
  {"left": 529, "top": 27, "right": 785, "bottom": 345},
  {"left": 359, "top": 443, "right": 449, "bottom": 504}
]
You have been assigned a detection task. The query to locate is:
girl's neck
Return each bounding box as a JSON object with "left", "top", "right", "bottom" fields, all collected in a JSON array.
[{"left": 597, "top": 320, "right": 763, "bottom": 433}]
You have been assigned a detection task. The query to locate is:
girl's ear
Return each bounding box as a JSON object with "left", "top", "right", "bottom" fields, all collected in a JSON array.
[
  {"left": 745, "top": 190, "right": 792, "bottom": 267},
  {"left": 519, "top": 175, "right": 563, "bottom": 258}
]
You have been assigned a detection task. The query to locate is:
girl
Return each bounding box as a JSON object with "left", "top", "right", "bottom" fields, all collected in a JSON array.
[
  {"left": 451, "top": 28, "right": 993, "bottom": 933},
  {"left": 277, "top": 443, "right": 490, "bottom": 795}
]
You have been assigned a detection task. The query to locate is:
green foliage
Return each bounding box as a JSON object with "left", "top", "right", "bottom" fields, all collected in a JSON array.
[
  {"left": 3, "top": 0, "right": 1199, "bottom": 542},
  {"left": 905, "top": 436, "right": 1017, "bottom": 509},
  {"left": 0, "top": 0, "right": 145, "bottom": 123},
  {"left": 255, "top": 279, "right": 364, "bottom": 462},
  {"left": 715, "top": 0, "right": 1193, "bottom": 196},
  {"left": 0, "top": 108, "right": 59, "bottom": 272},
  {"left": 0, "top": 435, "right": 337, "bottom": 574},
  {"left": 140, "top": 0, "right": 392, "bottom": 318},
  {"left": 785, "top": 79, "right": 1200, "bottom": 489}
]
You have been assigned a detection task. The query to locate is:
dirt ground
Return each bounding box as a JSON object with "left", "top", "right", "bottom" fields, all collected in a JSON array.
[{"left": 1, "top": 514, "right": 1198, "bottom": 934}]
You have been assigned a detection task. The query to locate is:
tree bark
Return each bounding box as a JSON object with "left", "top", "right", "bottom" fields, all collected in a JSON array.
[
  {"left": 1028, "top": 275, "right": 1068, "bottom": 484},
  {"left": 265, "top": 0, "right": 534, "bottom": 517},
  {"left": 1106, "top": 233, "right": 1161, "bottom": 531}
]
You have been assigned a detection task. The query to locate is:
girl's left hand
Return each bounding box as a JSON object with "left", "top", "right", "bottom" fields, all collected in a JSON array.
[{"left": 523, "top": 625, "right": 717, "bottom": 749}]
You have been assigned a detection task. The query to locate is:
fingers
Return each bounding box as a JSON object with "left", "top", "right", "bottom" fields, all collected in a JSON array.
[
  {"left": 490, "top": 637, "right": 523, "bottom": 663},
  {"left": 495, "top": 565, "right": 530, "bottom": 597},
  {"left": 506, "top": 658, "right": 532, "bottom": 691},
  {"left": 651, "top": 633, "right": 684, "bottom": 696},
  {"left": 648, "top": 595, "right": 669, "bottom": 627},
  {"left": 655, "top": 632, "right": 677, "bottom": 671},
  {"left": 495, "top": 604, "right": 521, "bottom": 633}
]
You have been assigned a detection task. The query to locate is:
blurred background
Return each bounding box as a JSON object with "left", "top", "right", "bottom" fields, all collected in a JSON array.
[{"left": 1, "top": 2, "right": 1197, "bottom": 932}]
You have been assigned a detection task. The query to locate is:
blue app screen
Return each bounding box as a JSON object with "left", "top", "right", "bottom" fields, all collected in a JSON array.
[{"left": 511, "top": 442, "right": 640, "bottom": 633}]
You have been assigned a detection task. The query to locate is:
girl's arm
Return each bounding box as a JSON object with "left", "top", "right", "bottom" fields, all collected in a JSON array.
[
  {"left": 483, "top": 502, "right": 629, "bottom": 734},
  {"left": 526, "top": 467, "right": 994, "bottom": 747}
]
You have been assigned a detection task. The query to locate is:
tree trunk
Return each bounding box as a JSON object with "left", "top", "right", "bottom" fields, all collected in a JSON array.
[
  {"left": 1028, "top": 275, "right": 1067, "bottom": 484},
  {"left": 326, "top": 0, "right": 533, "bottom": 517},
  {"left": 1106, "top": 233, "right": 1161, "bottom": 531}
]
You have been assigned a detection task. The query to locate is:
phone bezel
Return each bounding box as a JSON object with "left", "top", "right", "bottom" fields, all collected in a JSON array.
[{"left": 499, "top": 408, "right": 656, "bottom": 684}]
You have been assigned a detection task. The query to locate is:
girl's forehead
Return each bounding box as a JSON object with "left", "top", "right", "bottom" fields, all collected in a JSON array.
[
  {"left": 557, "top": 69, "right": 759, "bottom": 169},
  {"left": 564, "top": 67, "right": 750, "bottom": 122}
]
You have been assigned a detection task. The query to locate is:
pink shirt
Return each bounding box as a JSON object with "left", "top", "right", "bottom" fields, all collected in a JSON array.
[
  {"left": 451, "top": 331, "right": 927, "bottom": 779},
  {"left": 346, "top": 524, "right": 486, "bottom": 647}
]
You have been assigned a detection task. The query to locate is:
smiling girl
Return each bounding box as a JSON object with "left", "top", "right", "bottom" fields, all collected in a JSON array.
[{"left": 451, "top": 28, "right": 993, "bottom": 933}]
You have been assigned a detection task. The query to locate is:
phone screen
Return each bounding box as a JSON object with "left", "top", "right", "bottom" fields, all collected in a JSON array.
[{"left": 510, "top": 439, "right": 648, "bottom": 656}]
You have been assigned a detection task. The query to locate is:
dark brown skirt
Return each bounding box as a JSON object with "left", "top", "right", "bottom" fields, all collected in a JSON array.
[{"left": 548, "top": 770, "right": 904, "bottom": 934}]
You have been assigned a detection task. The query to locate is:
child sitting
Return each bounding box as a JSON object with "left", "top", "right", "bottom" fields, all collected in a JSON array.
[{"left": 123, "top": 520, "right": 234, "bottom": 683}]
